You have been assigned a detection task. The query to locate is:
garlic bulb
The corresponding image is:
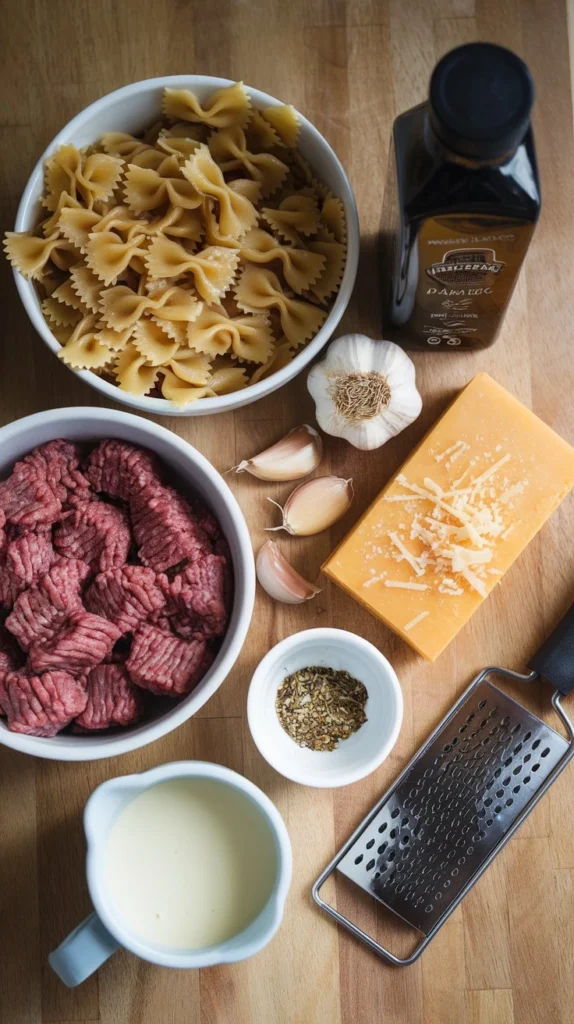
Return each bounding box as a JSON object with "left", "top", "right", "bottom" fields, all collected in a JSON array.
[
  {"left": 267, "top": 476, "right": 353, "bottom": 536},
  {"left": 256, "top": 540, "right": 321, "bottom": 604},
  {"left": 307, "top": 334, "right": 422, "bottom": 451},
  {"left": 233, "top": 424, "right": 323, "bottom": 481}
]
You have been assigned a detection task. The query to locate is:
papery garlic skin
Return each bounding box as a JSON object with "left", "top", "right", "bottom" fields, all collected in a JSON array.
[
  {"left": 307, "top": 334, "right": 422, "bottom": 451},
  {"left": 256, "top": 540, "right": 321, "bottom": 604},
  {"left": 234, "top": 424, "right": 323, "bottom": 481},
  {"left": 267, "top": 476, "right": 353, "bottom": 536}
]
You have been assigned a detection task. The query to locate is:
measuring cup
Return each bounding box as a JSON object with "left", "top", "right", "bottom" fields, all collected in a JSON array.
[{"left": 49, "top": 761, "right": 292, "bottom": 985}]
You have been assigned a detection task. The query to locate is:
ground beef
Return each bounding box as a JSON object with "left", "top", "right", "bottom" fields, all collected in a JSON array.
[
  {"left": 0, "top": 628, "right": 20, "bottom": 709},
  {"left": 85, "top": 565, "right": 165, "bottom": 634},
  {"left": 130, "top": 484, "right": 211, "bottom": 572},
  {"left": 0, "top": 467, "right": 61, "bottom": 530},
  {"left": 162, "top": 553, "right": 230, "bottom": 639},
  {"left": 0, "top": 670, "right": 87, "bottom": 737},
  {"left": 73, "top": 663, "right": 143, "bottom": 731},
  {"left": 0, "top": 532, "right": 56, "bottom": 608},
  {"left": 28, "top": 611, "right": 121, "bottom": 674},
  {"left": 20, "top": 439, "right": 91, "bottom": 509},
  {"left": 53, "top": 500, "right": 131, "bottom": 572},
  {"left": 5, "top": 558, "right": 90, "bottom": 650},
  {"left": 126, "top": 622, "right": 211, "bottom": 696},
  {"left": 86, "top": 440, "right": 160, "bottom": 502}
]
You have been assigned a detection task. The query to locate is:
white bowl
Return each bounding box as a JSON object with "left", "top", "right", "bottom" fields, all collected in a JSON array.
[
  {"left": 247, "top": 629, "right": 403, "bottom": 788},
  {"left": 0, "top": 407, "right": 255, "bottom": 761},
  {"left": 13, "top": 75, "right": 359, "bottom": 416}
]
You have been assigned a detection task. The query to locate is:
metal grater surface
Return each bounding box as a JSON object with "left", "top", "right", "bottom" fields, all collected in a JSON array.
[{"left": 337, "top": 677, "right": 568, "bottom": 935}]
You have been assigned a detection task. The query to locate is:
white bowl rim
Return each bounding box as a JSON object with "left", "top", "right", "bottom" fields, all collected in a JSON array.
[
  {"left": 247, "top": 627, "right": 403, "bottom": 788},
  {"left": 13, "top": 74, "right": 360, "bottom": 417},
  {"left": 0, "top": 406, "right": 255, "bottom": 760},
  {"left": 84, "top": 760, "right": 293, "bottom": 967}
]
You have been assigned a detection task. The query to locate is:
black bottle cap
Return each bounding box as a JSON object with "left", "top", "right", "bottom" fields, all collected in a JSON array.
[{"left": 429, "top": 42, "right": 534, "bottom": 160}]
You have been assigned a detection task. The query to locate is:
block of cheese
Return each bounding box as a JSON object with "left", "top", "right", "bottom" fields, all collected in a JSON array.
[{"left": 323, "top": 373, "right": 574, "bottom": 661}]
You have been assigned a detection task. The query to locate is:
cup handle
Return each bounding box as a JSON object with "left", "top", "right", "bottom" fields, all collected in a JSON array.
[{"left": 48, "top": 911, "right": 119, "bottom": 987}]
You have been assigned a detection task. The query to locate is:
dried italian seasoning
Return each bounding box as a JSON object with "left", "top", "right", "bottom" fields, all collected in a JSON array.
[{"left": 275, "top": 665, "right": 368, "bottom": 752}]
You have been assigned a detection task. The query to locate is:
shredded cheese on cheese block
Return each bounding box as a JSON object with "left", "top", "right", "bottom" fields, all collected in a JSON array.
[{"left": 322, "top": 373, "right": 574, "bottom": 661}]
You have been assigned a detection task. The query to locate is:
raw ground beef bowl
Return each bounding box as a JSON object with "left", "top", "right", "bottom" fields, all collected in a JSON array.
[{"left": 0, "top": 408, "right": 255, "bottom": 760}]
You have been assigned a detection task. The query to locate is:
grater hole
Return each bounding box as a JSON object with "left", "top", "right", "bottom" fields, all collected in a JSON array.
[
  {"left": 467, "top": 846, "right": 475, "bottom": 855},
  {"left": 413, "top": 825, "right": 423, "bottom": 838},
  {"left": 488, "top": 707, "right": 498, "bottom": 718},
  {"left": 524, "top": 753, "right": 532, "bottom": 763},
  {"left": 388, "top": 851, "right": 396, "bottom": 862},
  {"left": 513, "top": 742, "right": 523, "bottom": 755},
  {"left": 390, "top": 828, "right": 398, "bottom": 840},
  {"left": 541, "top": 747, "right": 550, "bottom": 758},
  {"left": 489, "top": 725, "right": 499, "bottom": 736},
  {"left": 478, "top": 700, "right": 488, "bottom": 709},
  {"left": 513, "top": 785, "right": 521, "bottom": 794},
  {"left": 484, "top": 797, "right": 493, "bottom": 807},
  {"left": 459, "top": 724, "right": 468, "bottom": 734},
  {"left": 366, "top": 839, "right": 375, "bottom": 850},
  {"left": 374, "top": 871, "right": 380, "bottom": 879},
  {"left": 506, "top": 798, "right": 513, "bottom": 807},
  {"left": 378, "top": 842, "right": 388, "bottom": 855},
  {"left": 435, "top": 891, "right": 443, "bottom": 900},
  {"left": 458, "top": 856, "right": 466, "bottom": 865},
  {"left": 443, "top": 744, "right": 452, "bottom": 753},
  {"left": 466, "top": 712, "right": 476, "bottom": 723},
  {"left": 494, "top": 767, "right": 503, "bottom": 778},
  {"left": 451, "top": 867, "right": 459, "bottom": 877},
  {"left": 401, "top": 836, "right": 410, "bottom": 846},
  {"left": 366, "top": 859, "right": 375, "bottom": 872},
  {"left": 451, "top": 737, "right": 459, "bottom": 746},
  {"left": 480, "top": 718, "right": 488, "bottom": 728},
  {"left": 391, "top": 808, "right": 400, "bottom": 818},
  {"left": 486, "top": 818, "right": 494, "bottom": 827},
  {"left": 494, "top": 805, "right": 503, "bottom": 814},
  {"left": 378, "top": 822, "right": 388, "bottom": 834},
  {"left": 511, "top": 724, "right": 521, "bottom": 735},
  {"left": 503, "top": 756, "right": 513, "bottom": 768},
  {"left": 502, "top": 776, "right": 511, "bottom": 786},
  {"left": 524, "top": 731, "right": 532, "bottom": 742},
  {"left": 401, "top": 817, "right": 409, "bottom": 827},
  {"left": 425, "top": 905, "right": 434, "bottom": 914},
  {"left": 532, "top": 763, "right": 541, "bottom": 772},
  {"left": 523, "top": 775, "right": 531, "bottom": 785},
  {"left": 404, "top": 798, "right": 412, "bottom": 809},
  {"left": 513, "top": 765, "right": 522, "bottom": 775},
  {"left": 496, "top": 789, "right": 504, "bottom": 798},
  {"left": 354, "top": 855, "right": 363, "bottom": 865},
  {"left": 500, "top": 716, "right": 510, "bottom": 727}
]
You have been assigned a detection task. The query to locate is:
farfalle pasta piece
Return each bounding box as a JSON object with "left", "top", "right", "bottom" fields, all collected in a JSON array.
[
  {"left": 182, "top": 145, "right": 258, "bottom": 240},
  {"left": 157, "top": 125, "right": 203, "bottom": 161},
  {"left": 60, "top": 205, "right": 145, "bottom": 253},
  {"left": 41, "top": 192, "right": 85, "bottom": 236},
  {"left": 145, "top": 206, "right": 204, "bottom": 244},
  {"left": 132, "top": 318, "right": 179, "bottom": 365},
  {"left": 58, "top": 314, "right": 114, "bottom": 370},
  {"left": 261, "top": 194, "right": 320, "bottom": 244},
  {"left": 41, "top": 296, "right": 82, "bottom": 328},
  {"left": 164, "top": 349, "right": 212, "bottom": 385},
  {"left": 97, "top": 324, "right": 134, "bottom": 351},
  {"left": 247, "top": 111, "right": 282, "bottom": 150},
  {"left": 261, "top": 105, "right": 299, "bottom": 147},
  {"left": 307, "top": 240, "right": 346, "bottom": 302},
  {"left": 69, "top": 264, "right": 105, "bottom": 314},
  {"left": 52, "top": 278, "right": 90, "bottom": 315},
  {"left": 160, "top": 364, "right": 248, "bottom": 406},
  {"left": 186, "top": 305, "right": 274, "bottom": 363},
  {"left": 239, "top": 227, "right": 325, "bottom": 293},
  {"left": 208, "top": 126, "right": 289, "bottom": 197},
  {"left": 250, "top": 339, "right": 294, "bottom": 383},
  {"left": 100, "top": 132, "right": 151, "bottom": 161},
  {"left": 3, "top": 232, "right": 77, "bottom": 281},
  {"left": 85, "top": 230, "right": 149, "bottom": 286},
  {"left": 99, "top": 284, "right": 202, "bottom": 332},
  {"left": 124, "top": 159, "right": 202, "bottom": 214},
  {"left": 114, "top": 344, "right": 159, "bottom": 396},
  {"left": 150, "top": 315, "right": 188, "bottom": 345},
  {"left": 320, "top": 196, "right": 346, "bottom": 246},
  {"left": 44, "top": 145, "right": 123, "bottom": 210},
  {"left": 145, "top": 237, "right": 239, "bottom": 303},
  {"left": 235, "top": 267, "right": 326, "bottom": 348},
  {"left": 163, "top": 82, "right": 250, "bottom": 129}
]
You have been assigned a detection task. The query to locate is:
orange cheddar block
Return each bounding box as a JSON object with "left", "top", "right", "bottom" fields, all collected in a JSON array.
[{"left": 323, "top": 373, "right": 574, "bottom": 661}]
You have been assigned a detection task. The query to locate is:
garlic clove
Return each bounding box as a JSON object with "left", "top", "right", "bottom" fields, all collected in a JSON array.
[
  {"left": 256, "top": 540, "right": 321, "bottom": 604},
  {"left": 233, "top": 424, "right": 323, "bottom": 481},
  {"left": 307, "top": 334, "right": 422, "bottom": 451},
  {"left": 267, "top": 476, "right": 354, "bottom": 536}
]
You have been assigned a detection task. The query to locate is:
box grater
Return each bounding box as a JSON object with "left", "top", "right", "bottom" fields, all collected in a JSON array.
[{"left": 313, "top": 602, "right": 574, "bottom": 966}]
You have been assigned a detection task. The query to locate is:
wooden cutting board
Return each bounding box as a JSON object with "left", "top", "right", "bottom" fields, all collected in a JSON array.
[{"left": 1, "top": 2, "right": 573, "bottom": 1023}]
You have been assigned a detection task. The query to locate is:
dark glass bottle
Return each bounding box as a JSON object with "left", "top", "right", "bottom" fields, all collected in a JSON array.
[{"left": 382, "top": 43, "right": 541, "bottom": 350}]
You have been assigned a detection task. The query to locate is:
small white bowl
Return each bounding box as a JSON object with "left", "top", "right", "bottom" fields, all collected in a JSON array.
[
  {"left": 0, "top": 407, "right": 255, "bottom": 761},
  {"left": 247, "top": 629, "right": 403, "bottom": 788},
  {"left": 13, "top": 75, "right": 359, "bottom": 416}
]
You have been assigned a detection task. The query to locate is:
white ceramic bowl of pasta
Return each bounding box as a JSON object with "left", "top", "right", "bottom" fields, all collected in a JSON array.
[
  {"left": 13, "top": 75, "right": 359, "bottom": 416},
  {"left": 0, "top": 407, "right": 255, "bottom": 761}
]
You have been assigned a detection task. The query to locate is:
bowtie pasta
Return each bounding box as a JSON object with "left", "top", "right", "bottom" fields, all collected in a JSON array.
[{"left": 4, "top": 81, "right": 347, "bottom": 406}]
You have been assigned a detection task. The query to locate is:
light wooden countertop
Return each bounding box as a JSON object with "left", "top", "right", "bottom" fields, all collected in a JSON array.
[{"left": 1, "top": 2, "right": 574, "bottom": 1022}]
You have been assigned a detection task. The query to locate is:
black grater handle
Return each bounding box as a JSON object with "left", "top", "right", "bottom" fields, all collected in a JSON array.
[{"left": 529, "top": 602, "right": 574, "bottom": 695}]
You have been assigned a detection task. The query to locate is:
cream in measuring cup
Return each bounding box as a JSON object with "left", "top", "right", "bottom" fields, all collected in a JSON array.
[{"left": 49, "top": 762, "right": 292, "bottom": 985}]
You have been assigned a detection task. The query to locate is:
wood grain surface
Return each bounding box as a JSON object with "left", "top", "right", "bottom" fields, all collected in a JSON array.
[{"left": 1, "top": 2, "right": 574, "bottom": 1022}]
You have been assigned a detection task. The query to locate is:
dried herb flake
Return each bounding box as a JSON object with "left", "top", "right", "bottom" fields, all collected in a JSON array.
[{"left": 275, "top": 665, "right": 368, "bottom": 752}]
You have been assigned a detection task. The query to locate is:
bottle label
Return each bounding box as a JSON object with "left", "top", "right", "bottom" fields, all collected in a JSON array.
[{"left": 389, "top": 215, "right": 535, "bottom": 349}]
